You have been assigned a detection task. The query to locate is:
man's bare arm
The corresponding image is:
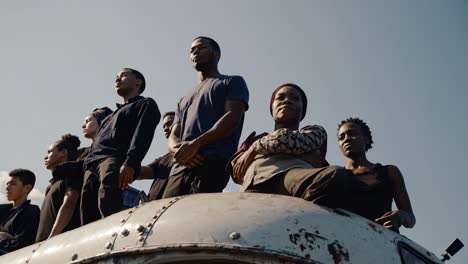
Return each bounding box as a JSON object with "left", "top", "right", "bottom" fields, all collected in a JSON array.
[
  {"left": 48, "top": 190, "right": 80, "bottom": 239},
  {"left": 137, "top": 166, "right": 154, "bottom": 180},
  {"left": 174, "top": 101, "right": 246, "bottom": 163},
  {"left": 168, "top": 122, "right": 182, "bottom": 153}
]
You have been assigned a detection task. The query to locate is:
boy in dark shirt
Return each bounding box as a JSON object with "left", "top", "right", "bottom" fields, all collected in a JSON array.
[
  {"left": 138, "top": 111, "right": 175, "bottom": 200},
  {"left": 81, "top": 68, "right": 160, "bottom": 224},
  {"left": 0, "top": 169, "right": 40, "bottom": 255}
]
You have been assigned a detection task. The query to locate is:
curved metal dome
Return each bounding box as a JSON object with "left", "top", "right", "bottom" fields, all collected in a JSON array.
[{"left": 0, "top": 193, "right": 441, "bottom": 263}]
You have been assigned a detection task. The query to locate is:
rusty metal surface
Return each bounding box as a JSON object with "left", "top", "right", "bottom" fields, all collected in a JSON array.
[{"left": 0, "top": 193, "right": 443, "bottom": 264}]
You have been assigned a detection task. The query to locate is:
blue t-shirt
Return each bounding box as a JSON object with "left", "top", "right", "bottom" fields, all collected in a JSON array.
[{"left": 171, "top": 75, "right": 249, "bottom": 175}]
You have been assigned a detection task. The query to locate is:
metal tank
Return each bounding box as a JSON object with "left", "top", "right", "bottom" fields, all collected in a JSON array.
[{"left": 0, "top": 193, "right": 443, "bottom": 263}]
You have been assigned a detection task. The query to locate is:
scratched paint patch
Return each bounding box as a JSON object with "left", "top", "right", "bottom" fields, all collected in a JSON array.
[
  {"left": 287, "top": 228, "right": 327, "bottom": 255},
  {"left": 327, "top": 240, "right": 350, "bottom": 264}
]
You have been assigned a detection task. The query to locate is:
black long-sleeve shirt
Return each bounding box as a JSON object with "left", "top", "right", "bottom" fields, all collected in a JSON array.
[
  {"left": 0, "top": 200, "right": 40, "bottom": 253},
  {"left": 84, "top": 96, "right": 161, "bottom": 171}
]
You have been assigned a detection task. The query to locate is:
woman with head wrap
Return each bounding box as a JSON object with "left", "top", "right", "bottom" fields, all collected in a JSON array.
[
  {"left": 79, "top": 107, "right": 113, "bottom": 160},
  {"left": 231, "top": 83, "right": 352, "bottom": 208}
]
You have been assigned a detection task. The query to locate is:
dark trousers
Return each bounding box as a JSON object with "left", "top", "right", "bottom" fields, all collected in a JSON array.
[
  {"left": 80, "top": 157, "right": 123, "bottom": 225},
  {"left": 162, "top": 156, "right": 229, "bottom": 198},
  {"left": 246, "top": 165, "right": 353, "bottom": 209},
  {"left": 148, "top": 178, "right": 169, "bottom": 201}
]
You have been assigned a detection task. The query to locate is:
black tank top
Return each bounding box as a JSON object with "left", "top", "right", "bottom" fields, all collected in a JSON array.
[{"left": 347, "top": 164, "right": 393, "bottom": 222}]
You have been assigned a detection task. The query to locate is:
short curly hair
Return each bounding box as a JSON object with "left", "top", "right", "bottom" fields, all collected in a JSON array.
[
  {"left": 55, "top": 134, "right": 81, "bottom": 161},
  {"left": 337, "top": 117, "right": 374, "bottom": 151}
]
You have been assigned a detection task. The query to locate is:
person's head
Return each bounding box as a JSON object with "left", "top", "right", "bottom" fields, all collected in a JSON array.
[
  {"left": 44, "top": 134, "right": 81, "bottom": 170},
  {"left": 82, "top": 107, "right": 112, "bottom": 140},
  {"left": 6, "top": 169, "right": 35, "bottom": 202},
  {"left": 270, "top": 83, "right": 308, "bottom": 129},
  {"left": 162, "top": 111, "right": 175, "bottom": 139},
  {"left": 337, "top": 117, "right": 374, "bottom": 159},
  {"left": 115, "top": 68, "right": 146, "bottom": 97},
  {"left": 190, "top": 36, "right": 221, "bottom": 72}
]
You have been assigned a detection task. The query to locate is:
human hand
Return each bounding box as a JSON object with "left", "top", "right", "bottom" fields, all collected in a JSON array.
[
  {"left": 375, "top": 210, "right": 401, "bottom": 229},
  {"left": 119, "top": 165, "right": 135, "bottom": 189},
  {"left": 232, "top": 147, "right": 257, "bottom": 184},
  {"left": 180, "top": 153, "right": 205, "bottom": 168},
  {"left": 174, "top": 140, "right": 202, "bottom": 165}
]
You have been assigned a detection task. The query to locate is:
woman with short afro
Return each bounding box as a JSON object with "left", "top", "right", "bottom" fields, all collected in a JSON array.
[{"left": 337, "top": 118, "right": 415, "bottom": 231}]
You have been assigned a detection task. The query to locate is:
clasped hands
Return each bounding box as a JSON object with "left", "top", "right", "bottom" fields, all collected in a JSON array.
[{"left": 173, "top": 140, "right": 205, "bottom": 168}]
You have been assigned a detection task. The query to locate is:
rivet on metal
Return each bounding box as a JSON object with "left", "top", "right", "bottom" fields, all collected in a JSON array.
[
  {"left": 121, "top": 228, "right": 130, "bottom": 236},
  {"left": 121, "top": 219, "right": 126, "bottom": 223},
  {"left": 138, "top": 236, "right": 145, "bottom": 242},
  {"left": 229, "top": 232, "right": 241, "bottom": 240},
  {"left": 112, "top": 232, "right": 117, "bottom": 237},
  {"left": 105, "top": 242, "right": 112, "bottom": 249},
  {"left": 162, "top": 206, "right": 166, "bottom": 209},
  {"left": 153, "top": 215, "right": 158, "bottom": 219},
  {"left": 71, "top": 253, "right": 78, "bottom": 261},
  {"left": 229, "top": 231, "right": 241, "bottom": 240},
  {"left": 146, "top": 223, "right": 152, "bottom": 228},
  {"left": 137, "top": 225, "right": 145, "bottom": 233},
  {"left": 128, "top": 210, "right": 133, "bottom": 214}
]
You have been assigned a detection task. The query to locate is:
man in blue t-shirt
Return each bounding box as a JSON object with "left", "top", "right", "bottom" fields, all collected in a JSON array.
[{"left": 163, "top": 36, "right": 249, "bottom": 198}]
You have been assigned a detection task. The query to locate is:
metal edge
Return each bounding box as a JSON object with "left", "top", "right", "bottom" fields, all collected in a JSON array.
[{"left": 71, "top": 242, "right": 321, "bottom": 264}]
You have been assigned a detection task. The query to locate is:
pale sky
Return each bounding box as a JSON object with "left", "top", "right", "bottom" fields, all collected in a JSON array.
[{"left": 1, "top": 1, "right": 467, "bottom": 262}]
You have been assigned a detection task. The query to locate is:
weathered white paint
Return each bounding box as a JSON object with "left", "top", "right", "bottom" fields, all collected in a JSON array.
[{"left": 0, "top": 193, "right": 442, "bottom": 264}]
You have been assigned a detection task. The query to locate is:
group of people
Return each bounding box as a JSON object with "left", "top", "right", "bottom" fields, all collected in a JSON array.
[{"left": 0, "top": 36, "right": 415, "bottom": 255}]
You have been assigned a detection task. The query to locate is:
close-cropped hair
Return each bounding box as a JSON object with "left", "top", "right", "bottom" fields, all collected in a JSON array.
[
  {"left": 123, "top": 68, "right": 146, "bottom": 94},
  {"left": 338, "top": 117, "right": 374, "bottom": 151},
  {"left": 56, "top": 134, "right": 81, "bottom": 161},
  {"left": 163, "top": 111, "right": 175, "bottom": 119},
  {"left": 194, "top": 36, "right": 221, "bottom": 56},
  {"left": 9, "top": 168, "right": 36, "bottom": 188}
]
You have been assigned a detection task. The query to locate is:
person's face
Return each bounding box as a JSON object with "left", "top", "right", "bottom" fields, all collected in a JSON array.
[
  {"left": 82, "top": 114, "right": 99, "bottom": 139},
  {"left": 44, "top": 143, "right": 67, "bottom": 170},
  {"left": 272, "top": 86, "right": 303, "bottom": 125},
  {"left": 337, "top": 122, "right": 368, "bottom": 158},
  {"left": 6, "top": 177, "right": 31, "bottom": 202},
  {"left": 115, "top": 69, "right": 141, "bottom": 97},
  {"left": 190, "top": 38, "right": 218, "bottom": 71},
  {"left": 162, "top": 115, "right": 175, "bottom": 139}
]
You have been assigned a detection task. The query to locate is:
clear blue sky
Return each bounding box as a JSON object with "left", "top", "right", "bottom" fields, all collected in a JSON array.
[{"left": 1, "top": 1, "right": 467, "bottom": 262}]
